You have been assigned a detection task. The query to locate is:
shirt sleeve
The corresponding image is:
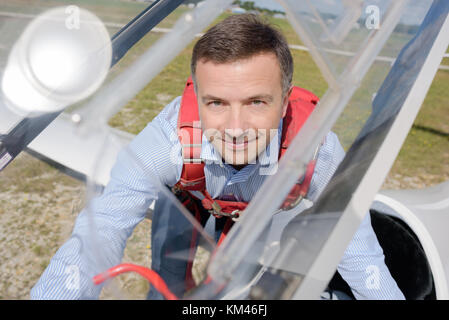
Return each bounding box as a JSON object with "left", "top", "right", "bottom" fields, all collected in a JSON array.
[
  {"left": 30, "top": 97, "right": 183, "bottom": 299},
  {"left": 338, "top": 212, "right": 405, "bottom": 300},
  {"left": 309, "top": 131, "right": 405, "bottom": 300}
]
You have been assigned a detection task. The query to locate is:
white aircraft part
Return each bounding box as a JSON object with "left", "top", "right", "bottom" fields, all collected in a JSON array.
[
  {"left": 374, "top": 182, "right": 449, "bottom": 299},
  {"left": 27, "top": 113, "right": 133, "bottom": 186}
]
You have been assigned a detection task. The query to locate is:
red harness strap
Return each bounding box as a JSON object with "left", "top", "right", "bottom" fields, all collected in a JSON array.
[{"left": 177, "top": 79, "right": 206, "bottom": 190}]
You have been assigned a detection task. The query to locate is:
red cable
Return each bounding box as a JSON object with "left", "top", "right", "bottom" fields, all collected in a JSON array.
[
  {"left": 93, "top": 263, "right": 178, "bottom": 300},
  {"left": 93, "top": 219, "right": 233, "bottom": 299}
]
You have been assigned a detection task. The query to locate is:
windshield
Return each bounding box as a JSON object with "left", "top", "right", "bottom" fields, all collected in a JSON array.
[{"left": 0, "top": 0, "right": 446, "bottom": 300}]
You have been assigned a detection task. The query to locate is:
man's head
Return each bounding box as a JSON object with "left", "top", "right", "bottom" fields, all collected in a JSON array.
[{"left": 191, "top": 14, "right": 294, "bottom": 167}]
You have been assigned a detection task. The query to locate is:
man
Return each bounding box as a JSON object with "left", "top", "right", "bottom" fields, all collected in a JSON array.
[{"left": 31, "top": 14, "right": 404, "bottom": 300}]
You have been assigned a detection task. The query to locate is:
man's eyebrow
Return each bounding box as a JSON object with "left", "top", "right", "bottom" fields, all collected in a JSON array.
[
  {"left": 201, "top": 94, "right": 274, "bottom": 103},
  {"left": 201, "top": 95, "right": 225, "bottom": 103},
  {"left": 246, "top": 94, "right": 274, "bottom": 102}
]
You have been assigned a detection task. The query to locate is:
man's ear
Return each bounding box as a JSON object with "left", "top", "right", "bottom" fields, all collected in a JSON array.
[{"left": 282, "top": 86, "right": 293, "bottom": 118}]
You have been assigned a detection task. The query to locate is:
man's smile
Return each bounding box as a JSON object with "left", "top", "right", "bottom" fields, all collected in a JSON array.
[{"left": 221, "top": 136, "right": 258, "bottom": 151}]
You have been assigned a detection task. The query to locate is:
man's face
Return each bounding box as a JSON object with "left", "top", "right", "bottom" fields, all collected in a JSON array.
[{"left": 195, "top": 52, "right": 290, "bottom": 167}]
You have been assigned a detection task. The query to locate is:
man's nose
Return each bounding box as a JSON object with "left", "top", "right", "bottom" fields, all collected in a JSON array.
[{"left": 226, "top": 105, "right": 246, "bottom": 133}]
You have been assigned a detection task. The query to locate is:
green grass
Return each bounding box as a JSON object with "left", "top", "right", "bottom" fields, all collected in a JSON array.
[
  {"left": 0, "top": 0, "right": 190, "bottom": 37},
  {"left": 0, "top": 151, "right": 80, "bottom": 193},
  {"left": 108, "top": 39, "right": 194, "bottom": 134},
  {"left": 0, "top": 0, "right": 148, "bottom": 23},
  {"left": 389, "top": 69, "right": 449, "bottom": 183}
]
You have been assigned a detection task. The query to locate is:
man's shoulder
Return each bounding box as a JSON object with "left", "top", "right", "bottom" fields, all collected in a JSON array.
[
  {"left": 319, "top": 131, "right": 345, "bottom": 164},
  {"left": 124, "top": 95, "right": 183, "bottom": 161},
  {"left": 148, "top": 96, "right": 182, "bottom": 132},
  {"left": 119, "top": 96, "right": 183, "bottom": 186},
  {"left": 307, "top": 131, "right": 345, "bottom": 202}
]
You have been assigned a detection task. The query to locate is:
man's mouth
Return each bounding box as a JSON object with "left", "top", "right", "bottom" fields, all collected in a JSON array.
[{"left": 222, "top": 137, "right": 257, "bottom": 151}]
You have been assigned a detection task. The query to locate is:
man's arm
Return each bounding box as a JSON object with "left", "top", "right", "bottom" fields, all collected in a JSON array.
[
  {"left": 30, "top": 97, "right": 182, "bottom": 299},
  {"left": 309, "top": 132, "right": 404, "bottom": 300},
  {"left": 338, "top": 211, "right": 405, "bottom": 300}
]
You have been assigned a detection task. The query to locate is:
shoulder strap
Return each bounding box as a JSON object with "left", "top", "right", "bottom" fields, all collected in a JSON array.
[
  {"left": 177, "top": 76, "right": 205, "bottom": 191},
  {"left": 278, "top": 87, "right": 319, "bottom": 209},
  {"left": 279, "top": 86, "right": 318, "bottom": 159}
]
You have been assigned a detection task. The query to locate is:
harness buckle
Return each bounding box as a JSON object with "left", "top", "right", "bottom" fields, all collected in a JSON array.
[
  {"left": 209, "top": 201, "right": 241, "bottom": 221},
  {"left": 171, "top": 184, "right": 182, "bottom": 195},
  {"left": 211, "top": 201, "right": 222, "bottom": 214},
  {"left": 230, "top": 210, "right": 241, "bottom": 222}
]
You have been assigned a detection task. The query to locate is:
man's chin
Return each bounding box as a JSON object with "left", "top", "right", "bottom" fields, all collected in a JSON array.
[
  {"left": 210, "top": 140, "right": 261, "bottom": 166},
  {"left": 220, "top": 152, "right": 258, "bottom": 166}
]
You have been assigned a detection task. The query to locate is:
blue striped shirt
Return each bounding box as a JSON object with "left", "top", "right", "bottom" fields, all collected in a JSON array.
[{"left": 30, "top": 96, "right": 405, "bottom": 300}]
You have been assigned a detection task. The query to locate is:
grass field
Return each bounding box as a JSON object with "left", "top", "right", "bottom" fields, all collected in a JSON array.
[{"left": 0, "top": 1, "right": 447, "bottom": 299}]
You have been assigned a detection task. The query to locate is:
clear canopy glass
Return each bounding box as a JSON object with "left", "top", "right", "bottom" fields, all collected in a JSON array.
[{"left": 0, "top": 0, "right": 446, "bottom": 300}]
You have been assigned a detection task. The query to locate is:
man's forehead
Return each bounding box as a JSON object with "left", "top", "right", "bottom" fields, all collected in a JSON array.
[
  {"left": 195, "top": 53, "right": 283, "bottom": 93},
  {"left": 196, "top": 52, "right": 280, "bottom": 71},
  {"left": 197, "top": 50, "right": 278, "bottom": 64}
]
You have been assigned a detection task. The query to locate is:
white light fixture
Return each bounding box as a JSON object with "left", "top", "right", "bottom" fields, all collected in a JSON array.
[{"left": 1, "top": 7, "right": 112, "bottom": 117}]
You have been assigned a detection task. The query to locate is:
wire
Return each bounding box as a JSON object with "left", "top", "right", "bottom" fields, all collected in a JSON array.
[{"left": 93, "top": 263, "right": 178, "bottom": 300}]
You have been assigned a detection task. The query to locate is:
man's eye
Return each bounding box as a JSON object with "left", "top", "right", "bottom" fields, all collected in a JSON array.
[
  {"left": 208, "top": 101, "right": 222, "bottom": 107},
  {"left": 251, "top": 100, "right": 264, "bottom": 106}
]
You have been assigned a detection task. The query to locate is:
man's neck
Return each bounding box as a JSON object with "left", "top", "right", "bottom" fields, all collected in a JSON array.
[
  {"left": 221, "top": 157, "right": 247, "bottom": 171},
  {"left": 231, "top": 164, "right": 246, "bottom": 171}
]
